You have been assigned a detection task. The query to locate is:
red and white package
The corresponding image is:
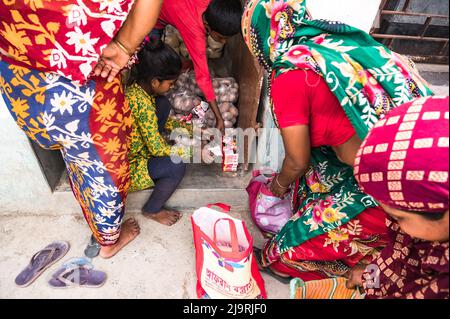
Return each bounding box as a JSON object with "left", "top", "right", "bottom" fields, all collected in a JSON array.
[
  {"left": 222, "top": 134, "right": 239, "bottom": 172},
  {"left": 192, "top": 101, "right": 210, "bottom": 124}
]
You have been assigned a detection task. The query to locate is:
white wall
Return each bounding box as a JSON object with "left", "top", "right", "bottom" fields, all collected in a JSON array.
[
  {"left": 0, "top": 95, "right": 79, "bottom": 214},
  {"left": 308, "top": 0, "right": 382, "bottom": 33}
]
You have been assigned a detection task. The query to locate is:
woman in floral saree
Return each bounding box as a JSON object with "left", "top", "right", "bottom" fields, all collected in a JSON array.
[
  {"left": 0, "top": 0, "right": 163, "bottom": 258},
  {"left": 242, "top": 0, "right": 434, "bottom": 281}
]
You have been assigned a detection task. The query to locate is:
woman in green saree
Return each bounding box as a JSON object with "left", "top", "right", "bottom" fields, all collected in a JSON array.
[{"left": 242, "top": 0, "right": 433, "bottom": 281}]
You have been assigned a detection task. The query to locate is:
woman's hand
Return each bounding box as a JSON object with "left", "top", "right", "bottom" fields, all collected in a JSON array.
[
  {"left": 208, "top": 100, "right": 225, "bottom": 135},
  {"left": 93, "top": 0, "right": 164, "bottom": 82},
  {"left": 345, "top": 264, "right": 366, "bottom": 289},
  {"left": 94, "top": 41, "right": 131, "bottom": 82},
  {"left": 270, "top": 175, "right": 289, "bottom": 198}
]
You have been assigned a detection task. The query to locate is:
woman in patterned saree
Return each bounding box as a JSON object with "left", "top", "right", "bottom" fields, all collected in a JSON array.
[
  {"left": 348, "top": 96, "right": 449, "bottom": 299},
  {"left": 242, "top": 0, "right": 434, "bottom": 281},
  {"left": 0, "top": 0, "right": 163, "bottom": 258}
]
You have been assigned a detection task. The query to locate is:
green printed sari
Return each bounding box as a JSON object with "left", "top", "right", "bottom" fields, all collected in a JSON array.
[{"left": 242, "top": 0, "right": 433, "bottom": 276}]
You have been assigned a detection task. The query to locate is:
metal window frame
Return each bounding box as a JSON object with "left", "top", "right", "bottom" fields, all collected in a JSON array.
[{"left": 371, "top": 0, "right": 449, "bottom": 64}]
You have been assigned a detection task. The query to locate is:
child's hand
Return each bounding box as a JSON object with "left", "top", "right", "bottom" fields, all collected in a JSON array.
[{"left": 345, "top": 264, "right": 366, "bottom": 289}]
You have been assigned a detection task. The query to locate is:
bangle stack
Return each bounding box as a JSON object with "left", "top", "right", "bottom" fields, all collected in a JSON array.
[
  {"left": 113, "top": 38, "right": 133, "bottom": 57},
  {"left": 274, "top": 175, "right": 289, "bottom": 189}
]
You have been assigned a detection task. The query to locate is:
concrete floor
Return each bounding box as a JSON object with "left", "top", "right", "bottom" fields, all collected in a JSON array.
[{"left": 0, "top": 211, "right": 290, "bottom": 299}]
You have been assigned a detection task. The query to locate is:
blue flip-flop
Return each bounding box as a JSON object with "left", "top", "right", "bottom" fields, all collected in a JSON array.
[{"left": 48, "top": 261, "right": 107, "bottom": 289}]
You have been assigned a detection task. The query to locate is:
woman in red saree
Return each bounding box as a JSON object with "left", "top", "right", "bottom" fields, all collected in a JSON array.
[
  {"left": 0, "top": 0, "right": 162, "bottom": 258},
  {"left": 348, "top": 96, "right": 449, "bottom": 299},
  {"left": 242, "top": 0, "right": 433, "bottom": 282}
]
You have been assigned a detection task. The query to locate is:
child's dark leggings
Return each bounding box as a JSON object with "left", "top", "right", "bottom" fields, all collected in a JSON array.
[{"left": 143, "top": 96, "right": 187, "bottom": 214}]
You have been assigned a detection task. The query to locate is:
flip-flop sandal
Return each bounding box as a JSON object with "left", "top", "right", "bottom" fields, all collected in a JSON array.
[
  {"left": 62, "top": 257, "right": 93, "bottom": 269},
  {"left": 15, "top": 241, "right": 70, "bottom": 288},
  {"left": 253, "top": 247, "right": 292, "bottom": 285},
  {"left": 84, "top": 235, "right": 101, "bottom": 259},
  {"left": 48, "top": 264, "right": 107, "bottom": 289}
]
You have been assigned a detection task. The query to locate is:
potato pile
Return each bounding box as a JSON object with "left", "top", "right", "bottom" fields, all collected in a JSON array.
[
  {"left": 167, "top": 71, "right": 239, "bottom": 129},
  {"left": 164, "top": 25, "right": 225, "bottom": 60},
  {"left": 213, "top": 78, "right": 239, "bottom": 103}
]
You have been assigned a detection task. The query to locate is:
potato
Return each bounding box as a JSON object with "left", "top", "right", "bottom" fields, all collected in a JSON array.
[
  {"left": 222, "top": 112, "right": 233, "bottom": 121},
  {"left": 229, "top": 106, "right": 239, "bottom": 117},
  {"left": 207, "top": 118, "right": 217, "bottom": 128},
  {"left": 224, "top": 120, "right": 234, "bottom": 128},
  {"left": 219, "top": 103, "right": 231, "bottom": 113},
  {"left": 177, "top": 72, "right": 190, "bottom": 85},
  {"left": 205, "top": 109, "right": 215, "bottom": 120},
  {"left": 194, "top": 87, "right": 203, "bottom": 96},
  {"left": 212, "top": 79, "right": 221, "bottom": 88},
  {"left": 193, "top": 98, "right": 201, "bottom": 107}
]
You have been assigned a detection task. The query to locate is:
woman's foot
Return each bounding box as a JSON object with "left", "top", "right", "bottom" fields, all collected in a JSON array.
[
  {"left": 99, "top": 218, "right": 141, "bottom": 259},
  {"left": 143, "top": 208, "right": 182, "bottom": 226}
]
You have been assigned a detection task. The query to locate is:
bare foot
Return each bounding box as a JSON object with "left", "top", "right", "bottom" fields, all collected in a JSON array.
[
  {"left": 143, "top": 208, "right": 182, "bottom": 226},
  {"left": 99, "top": 218, "right": 141, "bottom": 259}
]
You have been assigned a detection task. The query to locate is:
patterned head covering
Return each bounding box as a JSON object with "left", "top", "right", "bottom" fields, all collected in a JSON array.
[
  {"left": 241, "top": 0, "right": 433, "bottom": 137},
  {"left": 355, "top": 96, "right": 449, "bottom": 213}
]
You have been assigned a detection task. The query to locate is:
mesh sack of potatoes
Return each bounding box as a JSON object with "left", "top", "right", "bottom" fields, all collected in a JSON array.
[{"left": 167, "top": 71, "right": 239, "bottom": 129}]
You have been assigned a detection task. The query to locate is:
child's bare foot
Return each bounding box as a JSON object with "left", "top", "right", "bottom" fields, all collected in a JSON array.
[
  {"left": 99, "top": 218, "right": 141, "bottom": 259},
  {"left": 143, "top": 208, "right": 182, "bottom": 226}
]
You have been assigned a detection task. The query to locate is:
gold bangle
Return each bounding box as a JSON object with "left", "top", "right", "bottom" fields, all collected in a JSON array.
[
  {"left": 113, "top": 38, "right": 133, "bottom": 56},
  {"left": 275, "top": 175, "right": 289, "bottom": 189}
]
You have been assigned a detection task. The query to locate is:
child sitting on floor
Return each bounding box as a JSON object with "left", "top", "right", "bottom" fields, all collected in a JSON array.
[{"left": 126, "top": 41, "right": 192, "bottom": 226}]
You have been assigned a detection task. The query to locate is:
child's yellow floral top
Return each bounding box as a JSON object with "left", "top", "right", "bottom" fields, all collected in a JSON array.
[{"left": 126, "top": 83, "right": 192, "bottom": 192}]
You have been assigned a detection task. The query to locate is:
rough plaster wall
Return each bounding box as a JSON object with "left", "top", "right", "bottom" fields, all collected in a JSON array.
[
  {"left": 0, "top": 94, "right": 58, "bottom": 213},
  {"left": 308, "top": 0, "right": 382, "bottom": 32}
]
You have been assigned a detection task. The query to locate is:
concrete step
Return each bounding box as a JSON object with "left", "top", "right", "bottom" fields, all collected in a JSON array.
[{"left": 54, "top": 164, "right": 253, "bottom": 214}]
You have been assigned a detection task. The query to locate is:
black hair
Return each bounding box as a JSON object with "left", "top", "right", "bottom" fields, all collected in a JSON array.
[
  {"left": 129, "top": 40, "right": 181, "bottom": 85},
  {"left": 204, "top": 0, "right": 243, "bottom": 37}
]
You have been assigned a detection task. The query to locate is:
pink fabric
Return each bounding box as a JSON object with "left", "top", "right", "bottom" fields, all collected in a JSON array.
[
  {"left": 271, "top": 69, "right": 356, "bottom": 148},
  {"left": 246, "top": 171, "right": 292, "bottom": 236},
  {"left": 355, "top": 96, "right": 449, "bottom": 213},
  {"left": 156, "top": 0, "right": 216, "bottom": 102}
]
